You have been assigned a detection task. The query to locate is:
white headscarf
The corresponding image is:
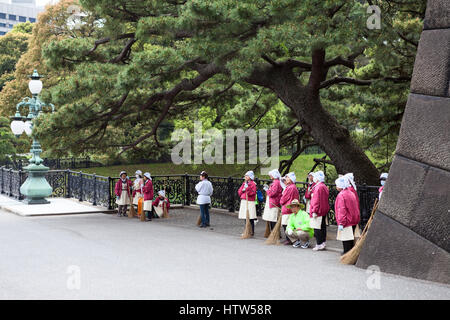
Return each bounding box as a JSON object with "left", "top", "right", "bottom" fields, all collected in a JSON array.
[
  {"left": 335, "top": 177, "right": 350, "bottom": 189},
  {"left": 313, "top": 171, "right": 325, "bottom": 183},
  {"left": 135, "top": 170, "right": 143, "bottom": 176},
  {"left": 344, "top": 173, "right": 357, "bottom": 190},
  {"left": 285, "top": 172, "right": 296, "bottom": 184},
  {"left": 144, "top": 172, "right": 152, "bottom": 180},
  {"left": 244, "top": 171, "right": 255, "bottom": 180},
  {"left": 380, "top": 173, "right": 388, "bottom": 179},
  {"left": 158, "top": 190, "right": 165, "bottom": 197},
  {"left": 268, "top": 169, "right": 281, "bottom": 180}
]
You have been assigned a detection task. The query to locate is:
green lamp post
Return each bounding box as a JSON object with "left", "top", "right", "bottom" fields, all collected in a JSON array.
[{"left": 10, "top": 70, "right": 55, "bottom": 204}]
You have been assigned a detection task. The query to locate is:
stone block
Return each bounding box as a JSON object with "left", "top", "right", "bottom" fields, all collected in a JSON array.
[
  {"left": 378, "top": 156, "right": 427, "bottom": 227},
  {"left": 396, "top": 94, "right": 450, "bottom": 172},
  {"left": 410, "top": 29, "right": 450, "bottom": 97},
  {"left": 356, "top": 211, "right": 450, "bottom": 284},
  {"left": 424, "top": 0, "right": 450, "bottom": 29}
]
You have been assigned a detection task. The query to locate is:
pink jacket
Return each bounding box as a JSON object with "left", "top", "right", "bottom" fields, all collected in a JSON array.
[
  {"left": 348, "top": 186, "right": 360, "bottom": 212},
  {"left": 238, "top": 180, "right": 257, "bottom": 201},
  {"left": 266, "top": 179, "right": 283, "bottom": 208},
  {"left": 114, "top": 179, "right": 132, "bottom": 197},
  {"left": 304, "top": 182, "right": 316, "bottom": 200},
  {"left": 142, "top": 179, "right": 154, "bottom": 201},
  {"left": 335, "top": 188, "right": 360, "bottom": 227},
  {"left": 152, "top": 197, "right": 170, "bottom": 212},
  {"left": 280, "top": 183, "right": 300, "bottom": 215},
  {"left": 309, "top": 182, "right": 329, "bottom": 217}
]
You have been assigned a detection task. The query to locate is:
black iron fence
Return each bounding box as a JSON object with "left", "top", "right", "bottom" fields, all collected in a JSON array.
[
  {"left": 1, "top": 167, "right": 379, "bottom": 228},
  {"left": 0, "top": 157, "right": 103, "bottom": 171}
]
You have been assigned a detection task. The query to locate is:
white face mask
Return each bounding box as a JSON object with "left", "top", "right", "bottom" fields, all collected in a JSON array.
[
  {"left": 136, "top": 175, "right": 140, "bottom": 179},
  {"left": 380, "top": 180, "right": 385, "bottom": 186}
]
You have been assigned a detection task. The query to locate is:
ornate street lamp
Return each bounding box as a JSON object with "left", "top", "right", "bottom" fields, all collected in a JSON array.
[{"left": 10, "top": 70, "right": 55, "bottom": 204}]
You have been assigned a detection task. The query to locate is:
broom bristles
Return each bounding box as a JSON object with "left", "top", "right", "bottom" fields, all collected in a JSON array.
[
  {"left": 197, "top": 215, "right": 202, "bottom": 226},
  {"left": 163, "top": 202, "right": 169, "bottom": 219},
  {"left": 127, "top": 189, "right": 135, "bottom": 218},
  {"left": 340, "top": 199, "right": 378, "bottom": 264},
  {"left": 264, "top": 221, "right": 271, "bottom": 238},
  {"left": 265, "top": 212, "right": 282, "bottom": 245},
  {"left": 140, "top": 208, "right": 146, "bottom": 221},
  {"left": 241, "top": 197, "right": 252, "bottom": 239}
]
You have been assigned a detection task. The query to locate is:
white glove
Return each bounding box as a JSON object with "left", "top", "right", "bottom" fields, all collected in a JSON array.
[
  {"left": 242, "top": 183, "right": 248, "bottom": 191},
  {"left": 263, "top": 184, "right": 269, "bottom": 191},
  {"left": 312, "top": 213, "right": 317, "bottom": 218},
  {"left": 287, "top": 229, "right": 293, "bottom": 236},
  {"left": 338, "top": 225, "right": 344, "bottom": 231}
]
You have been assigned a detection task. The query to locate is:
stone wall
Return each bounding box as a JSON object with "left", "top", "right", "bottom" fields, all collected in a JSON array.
[{"left": 356, "top": 0, "right": 450, "bottom": 284}]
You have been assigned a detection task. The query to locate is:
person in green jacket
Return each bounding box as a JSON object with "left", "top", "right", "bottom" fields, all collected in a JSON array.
[{"left": 286, "top": 199, "right": 314, "bottom": 249}]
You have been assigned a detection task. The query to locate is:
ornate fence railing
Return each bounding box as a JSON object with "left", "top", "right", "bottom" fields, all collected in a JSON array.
[
  {"left": 0, "top": 167, "right": 379, "bottom": 228},
  {"left": 0, "top": 157, "right": 103, "bottom": 171}
]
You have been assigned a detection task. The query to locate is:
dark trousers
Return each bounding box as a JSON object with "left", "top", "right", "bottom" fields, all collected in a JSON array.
[
  {"left": 342, "top": 226, "right": 357, "bottom": 254},
  {"left": 283, "top": 225, "right": 290, "bottom": 242},
  {"left": 269, "top": 221, "right": 276, "bottom": 230},
  {"left": 200, "top": 204, "right": 210, "bottom": 226},
  {"left": 145, "top": 210, "right": 152, "bottom": 220},
  {"left": 314, "top": 215, "right": 327, "bottom": 245}
]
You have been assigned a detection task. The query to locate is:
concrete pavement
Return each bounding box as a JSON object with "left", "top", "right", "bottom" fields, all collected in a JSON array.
[{"left": 0, "top": 208, "right": 449, "bottom": 299}]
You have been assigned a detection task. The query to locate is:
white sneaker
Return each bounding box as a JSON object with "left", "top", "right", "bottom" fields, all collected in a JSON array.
[
  {"left": 318, "top": 243, "right": 326, "bottom": 251},
  {"left": 312, "top": 245, "right": 320, "bottom": 251}
]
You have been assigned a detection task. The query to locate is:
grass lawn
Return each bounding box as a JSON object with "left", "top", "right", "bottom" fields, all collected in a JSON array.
[{"left": 81, "top": 153, "right": 327, "bottom": 179}]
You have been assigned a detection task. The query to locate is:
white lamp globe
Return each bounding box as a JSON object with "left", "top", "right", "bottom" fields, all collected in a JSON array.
[
  {"left": 28, "top": 79, "right": 43, "bottom": 95},
  {"left": 11, "top": 120, "right": 25, "bottom": 136},
  {"left": 24, "top": 121, "right": 33, "bottom": 136}
]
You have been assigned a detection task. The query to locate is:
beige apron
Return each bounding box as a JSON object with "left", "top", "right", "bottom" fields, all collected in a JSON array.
[
  {"left": 337, "top": 226, "right": 354, "bottom": 241},
  {"left": 262, "top": 197, "right": 279, "bottom": 222},
  {"left": 143, "top": 200, "right": 152, "bottom": 211},
  {"left": 309, "top": 216, "right": 322, "bottom": 229},
  {"left": 281, "top": 213, "right": 291, "bottom": 226},
  {"left": 154, "top": 203, "right": 164, "bottom": 218},
  {"left": 116, "top": 183, "right": 130, "bottom": 206},
  {"left": 238, "top": 199, "right": 257, "bottom": 219}
]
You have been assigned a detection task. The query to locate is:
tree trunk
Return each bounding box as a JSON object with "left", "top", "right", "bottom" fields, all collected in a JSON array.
[{"left": 246, "top": 64, "right": 380, "bottom": 185}]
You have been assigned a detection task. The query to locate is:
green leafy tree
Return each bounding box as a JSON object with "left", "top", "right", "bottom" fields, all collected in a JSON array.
[
  {"left": 34, "top": 0, "right": 425, "bottom": 183},
  {"left": 0, "top": 116, "right": 16, "bottom": 162}
]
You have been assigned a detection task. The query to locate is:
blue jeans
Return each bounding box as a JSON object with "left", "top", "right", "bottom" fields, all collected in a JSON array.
[{"left": 200, "top": 204, "right": 210, "bottom": 226}]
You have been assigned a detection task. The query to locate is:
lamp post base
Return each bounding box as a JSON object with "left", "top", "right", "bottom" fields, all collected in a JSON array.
[{"left": 20, "top": 163, "right": 53, "bottom": 205}]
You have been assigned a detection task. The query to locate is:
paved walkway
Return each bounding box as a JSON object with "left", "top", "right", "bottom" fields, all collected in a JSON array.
[
  {"left": 0, "top": 194, "right": 111, "bottom": 217},
  {"left": 0, "top": 206, "right": 449, "bottom": 299}
]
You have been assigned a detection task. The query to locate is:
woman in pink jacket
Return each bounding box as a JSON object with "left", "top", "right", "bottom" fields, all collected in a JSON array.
[
  {"left": 335, "top": 177, "right": 361, "bottom": 254},
  {"left": 238, "top": 171, "right": 257, "bottom": 236},
  {"left": 262, "top": 169, "right": 284, "bottom": 232},
  {"left": 309, "top": 171, "right": 330, "bottom": 251},
  {"left": 142, "top": 172, "right": 154, "bottom": 221},
  {"left": 114, "top": 171, "right": 133, "bottom": 217},
  {"left": 279, "top": 172, "right": 300, "bottom": 245}
]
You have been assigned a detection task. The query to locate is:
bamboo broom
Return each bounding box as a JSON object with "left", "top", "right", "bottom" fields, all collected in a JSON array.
[
  {"left": 197, "top": 215, "right": 202, "bottom": 226},
  {"left": 127, "top": 186, "right": 136, "bottom": 218},
  {"left": 264, "top": 221, "right": 271, "bottom": 238},
  {"left": 162, "top": 188, "right": 169, "bottom": 219},
  {"left": 140, "top": 198, "right": 147, "bottom": 222},
  {"left": 340, "top": 198, "right": 379, "bottom": 265},
  {"left": 241, "top": 193, "right": 253, "bottom": 239},
  {"left": 265, "top": 209, "right": 282, "bottom": 245}
]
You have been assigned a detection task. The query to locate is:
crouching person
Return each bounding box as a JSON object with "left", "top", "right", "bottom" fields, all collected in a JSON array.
[
  {"left": 152, "top": 190, "right": 170, "bottom": 218},
  {"left": 115, "top": 171, "right": 132, "bottom": 217},
  {"left": 285, "top": 199, "right": 314, "bottom": 249}
]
